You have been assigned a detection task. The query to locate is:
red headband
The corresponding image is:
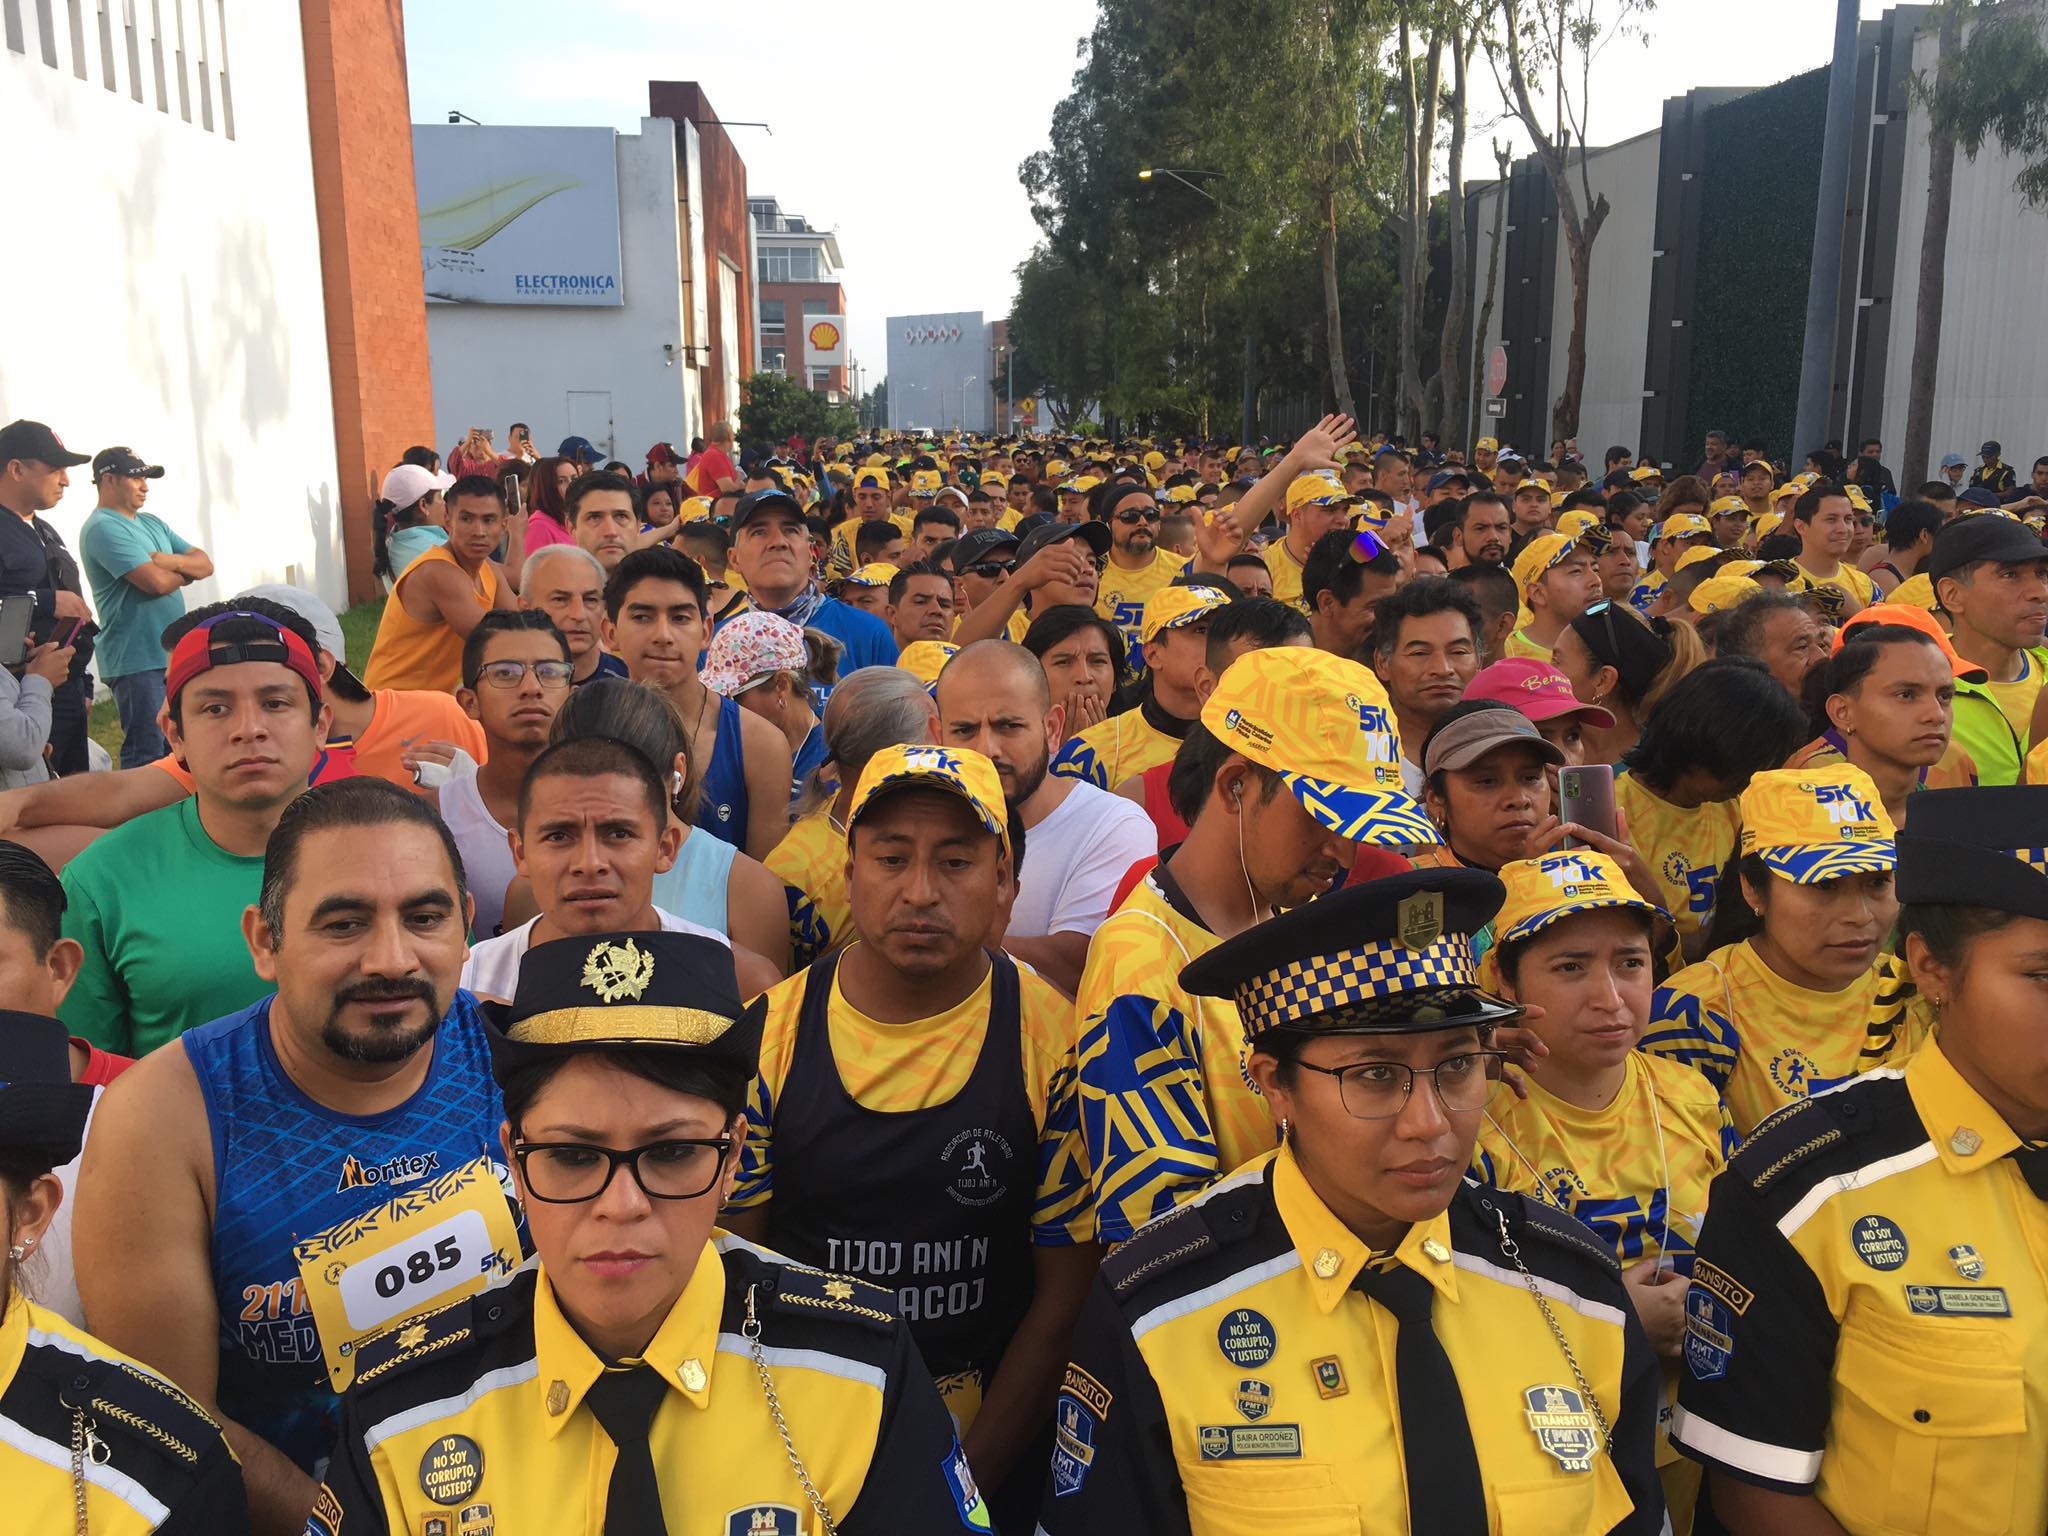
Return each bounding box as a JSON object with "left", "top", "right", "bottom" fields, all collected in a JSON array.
[{"left": 165, "top": 612, "right": 323, "bottom": 706}]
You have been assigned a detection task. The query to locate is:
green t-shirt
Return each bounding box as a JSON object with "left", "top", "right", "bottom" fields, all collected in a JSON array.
[
  {"left": 59, "top": 797, "right": 269, "bottom": 1057},
  {"left": 1950, "top": 645, "right": 2048, "bottom": 787},
  {"left": 78, "top": 506, "right": 193, "bottom": 680}
]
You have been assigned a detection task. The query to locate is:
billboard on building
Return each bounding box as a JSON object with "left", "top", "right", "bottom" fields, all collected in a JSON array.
[
  {"left": 413, "top": 126, "right": 625, "bottom": 306},
  {"left": 805, "top": 315, "right": 847, "bottom": 368}
]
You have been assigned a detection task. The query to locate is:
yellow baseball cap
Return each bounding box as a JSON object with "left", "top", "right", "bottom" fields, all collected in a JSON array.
[
  {"left": 1284, "top": 470, "right": 1358, "bottom": 516},
  {"left": 1689, "top": 574, "right": 1761, "bottom": 614},
  {"left": 1510, "top": 532, "right": 1582, "bottom": 595},
  {"left": 1495, "top": 850, "right": 1664, "bottom": 947},
  {"left": 894, "top": 639, "right": 960, "bottom": 690},
  {"left": 978, "top": 472, "right": 1008, "bottom": 491},
  {"left": 1844, "top": 484, "right": 1873, "bottom": 512},
  {"left": 1630, "top": 464, "right": 1665, "bottom": 482},
  {"left": 1751, "top": 510, "right": 1787, "bottom": 540},
  {"left": 847, "top": 743, "right": 1009, "bottom": 856},
  {"left": 1201, "top": 646, "right": 1438, "bottom": 846},
  {"left": 1516, "top": 477, "right": 1553, "bottom": 495},
  {"left": 1770, "top": 480, "right": 1805, "bottom": 504},
  {"left": 1045, "top": 459, "right": 1070, "bottom": 478},
  {"left": 1069, "top": 474, "right": 1103, "bottom": 494},
  {"left": 1652, "top": 512, "right": 1713, "bottom": 543},
  {"left": 842, "top": 563, "right": 899, "bottom": 589},
  {"left": 1557, "top": 508, "right": 1603, "bottom": 539},
  {"left": 862, "top": 453, "right": 889, "bottom": 467},
  {"left": 1738, "top": 765, "right": 1896, "bottom": 883},
  {"left": 1709, "top": 495, "right": 1748, "bottom": 518},
  {"left": 1141, "top": 583, "right": 1232, "bottom": 645},
  {"left": 679, "top": 496, "right": 714, "bottom": 523},
  {"left": 853, "top": 466, "right": 890, "bottom": 490},
  {"left": 909, "top": 469, "right": 944, "bottom": 494},
  {"left": 1143, "top": 450, "right": 1167, "bottom": 471},
  {"left": 1475, "top": 436, "right": 1499, "bottom": 454},
  {"left": 1162, "top": 484, "right": 1198, "bottom": 504},
  {"left": 1675, "top": 544, "right": 1725, "bottom": 574}
]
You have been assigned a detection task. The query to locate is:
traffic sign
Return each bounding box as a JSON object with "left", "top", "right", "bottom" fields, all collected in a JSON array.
[
  {"left": 1486, "top": 344, "right": 1508, "bottom": 399},
  {"left": 1483, "top": 396, "right": 1506, "bottom": 417}
]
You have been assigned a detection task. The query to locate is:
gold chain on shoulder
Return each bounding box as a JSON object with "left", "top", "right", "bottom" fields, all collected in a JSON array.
[
  {"left": 1494, "top": 1207, "right": 1615, "bottom": 1453},
  {"left": 744, "top": 1283, "right": 840, "bottom": 1536}
]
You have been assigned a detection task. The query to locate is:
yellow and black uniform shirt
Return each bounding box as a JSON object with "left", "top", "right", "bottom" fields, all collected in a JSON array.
[
  {"left": 729, "top": 948, "right": 1077, "bottom": 1431},
  {"left": 1473, "top": 1052, "right": 1732, "bottom": 1532},
  {"left": 1613, "top": 777, "right": 1739, "bottom": 943},
  {"left": 1643, "top": 940, "right": 1904, "bottom": 1137},
  {"left": 1039, "top": 1146, "right": 1666, "bottom": 1535},
  {"left": 1039, "top": 866, "right": 1277, "bottom": 1247},
  {"left": 1049, "top": 695, "right": 1192, "bottom": 791},
  {"left": 828, "top": 512, "right": 914, "bottom": 575},
  {"left": 763, "top": 809, "right": 849, "bottom": 969},
  {"left": 311, "top": 1236, "right": 988, "bottom": 1536},
  {"left": 1671, "top": 1041, "right": 2048, "bottom": 1535},
  {"left": 0, "top": 1292, "right": 246, "bottom": 1536},
  {"left": 1097, "top": 548, "right": 1191, "bottom": 659}
]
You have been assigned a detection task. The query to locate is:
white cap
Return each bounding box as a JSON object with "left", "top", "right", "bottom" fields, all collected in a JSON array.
[{"left": 380, "top": 462, "right": 455, "bottom": 509}]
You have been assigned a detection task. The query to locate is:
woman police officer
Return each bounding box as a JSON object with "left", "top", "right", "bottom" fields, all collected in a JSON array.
[
  {"left": 1038, "top": 866, "right": 1664, "bottom": 1535},
  {"left": 1673, "top": 785, "right": 2048, "bottom": 1535},
  {"left": 310, "top": 930, "right": 983, "bottom": 1536},
  {"left": 0, "top": 1011, "right": 246, "bottom": 1534}
]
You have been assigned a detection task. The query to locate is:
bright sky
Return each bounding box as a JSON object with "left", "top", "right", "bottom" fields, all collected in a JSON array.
[{"left": 402, "top": 0, "right": 1895, "bottom": 388}]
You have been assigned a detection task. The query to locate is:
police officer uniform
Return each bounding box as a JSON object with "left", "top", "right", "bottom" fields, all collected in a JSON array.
[
  {"left": 1039, "top": 869, "right": 1666, "bottom": 1535},
  {"left": 0, "top": 1012, "right": 247, "bottom": 1536},
  {"left": 1672, "top": 787, "right": 2048, "bottom": 1534},
  {"left": 309, "top": 931, "right": 987, "bottom": 1536}
]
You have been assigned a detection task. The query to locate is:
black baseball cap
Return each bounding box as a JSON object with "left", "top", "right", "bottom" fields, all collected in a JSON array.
[
  {"left": 1897, "top": 786, "right": 2048, "bottom": 920},
  {"left": 0, "top": 420, "right": 90, "bottom": 470},
  {"left": 730, "top": 486, "right": 806, "bottom": 530},
  {"left": 1926, "top": 513, "right": 2048, "bottom": 585},
  {"left": 1016, "top": 519, "right": 1111, "bottom": 563},
  {"left": 92, "top": 446, "right": 165, "bottom": 480},
  {"left": 953, "top": 528, "right": 1020, "bottom": 572}
]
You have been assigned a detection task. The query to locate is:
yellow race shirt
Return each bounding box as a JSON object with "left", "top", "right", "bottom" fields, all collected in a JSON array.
[
  {"left": 1504, "top": 628, "right": 1555, "bottom": 661},
  {"left": 828, "top": 511, "right": 915, "bottom": 573},
  {"left": 731, "top": 952, "right": 1076, "bottom": 1236},
  {"left": 1040, "top": 869, "right": 1277, "bottom": 1246},
  {"left": 1096, "top": 547, "right": 1190, "bottom": 657},
  {"left": 1794, "top": 558, "right": 1876, "bottom": 609},
  {"left": 1615, "top": 775, "right": 1740, "bottom": 941},
  {"left": 1673, "top": 1041, "right": 2048, "bottom": 1535},
  {"left": 763, "top": 808, "right": 849, "bottom": 969},
  {"left": 1474, "top": 1052, "right": 1732, "bottom": 1532},
  {"left": 1262, "top": 536, "right": 1308, "bottom": 611},
  {"left": 1049, "top": 703, "right": 1186, "bottom": 791},
  {"left": 1627, "top": 571, "right": 1665, "bottom": 614},
  {"left": 1642, "top": 939, "right": 1901, "bottom": 1136},
  {"left": 1985, "top": 648, "right": 2046, "bottom": 746},
  {"left": 1040, "top": 1149, "right": 1664, "bottom": 1535}
]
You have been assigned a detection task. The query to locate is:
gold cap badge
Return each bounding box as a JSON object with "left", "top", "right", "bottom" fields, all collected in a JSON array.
[{"left": 581, "top": 938, "right": 655, "bottom": 1003}]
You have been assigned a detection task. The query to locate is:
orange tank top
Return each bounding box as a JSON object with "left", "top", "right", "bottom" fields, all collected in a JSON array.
[{"left": 362, "top": 546, "right": 497, "bottom": 693}]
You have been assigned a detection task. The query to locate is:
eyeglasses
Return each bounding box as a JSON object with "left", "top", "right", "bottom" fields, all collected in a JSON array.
[
  {"left": 476, "top": 659, "right": 575, "bottom": 689},
  {"left": 965, "top": 560, "right": 1014, "bottom": 579},
  {"left": 1114, "top": 508, "right": 1161, "bottom": 525},
  {"left": 1293, "top": 1051, "right": 1503, "bottom": 1120},
  {"left": 514, "top": 1135, "right": 734, "bottom": 1203}
]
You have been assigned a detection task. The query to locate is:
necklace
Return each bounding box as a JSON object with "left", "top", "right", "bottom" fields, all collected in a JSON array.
[{"left": 1484, "top": 1053, "right": 1674, "bottom": 1270}]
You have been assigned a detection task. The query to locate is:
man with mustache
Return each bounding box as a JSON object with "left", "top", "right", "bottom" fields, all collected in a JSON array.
[
  {"left": 59, "top": 602, "right": 332, "bottom": 1055},
  {"left": 73, "top": 779, "right": 522, "bottom": 1536},
  {"left": 724, "top": 745, "right": 1094, "bottom": 1533}
]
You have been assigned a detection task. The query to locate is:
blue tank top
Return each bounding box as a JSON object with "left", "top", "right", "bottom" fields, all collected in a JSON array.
[
  {"left": 652, "top": 828, "right": 737, "bottom": 933},
  {"left": 694, "top": 692, "right": 750, "bottom": 851},
  {"left": 184, "top": 991, "right": 517, "bottom": 1473}
]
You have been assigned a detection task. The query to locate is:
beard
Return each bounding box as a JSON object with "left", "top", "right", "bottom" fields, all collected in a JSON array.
[
  {"left": 1000, "top": 739, "right": 1050, "bottom": 808},
  {"left": 319, "top": 978, "right": 445, "bottom": 1064}
]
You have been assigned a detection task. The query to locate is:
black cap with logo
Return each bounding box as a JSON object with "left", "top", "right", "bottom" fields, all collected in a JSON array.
[
  {"left": 0, "top": 420, "right": 91, "bottom": 470},
  {"left": 92, "top": 446, "right": 165, "bottom": 481}
]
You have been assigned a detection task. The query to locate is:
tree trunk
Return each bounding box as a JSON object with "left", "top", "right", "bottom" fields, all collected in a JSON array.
[
  {"left": 1554, "top": 225, "right": 1593, "bottom": 442},
  {"left": 1471, "top": 140, "right": 1512, "bottom": 446},
  {"left": 1437, "top": 21, "right": 1472, "bottom": 446},
  {"left": 1399, "top": 27, "right": 1444, "bottom": 440},
  {"left": 1321, "top": 182, "right": 1358, "bottom": 421},
  {"left": 1396, "top": 17, "right": 1421, "bottom": 438},
  {"left": 1902, "top": 1, "right": 1964, "bottom": 486}
]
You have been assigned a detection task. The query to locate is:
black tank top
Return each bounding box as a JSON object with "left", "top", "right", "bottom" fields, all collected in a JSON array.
[{"left": 765, "top": 950, "right": 1038, "bottom": 1382}]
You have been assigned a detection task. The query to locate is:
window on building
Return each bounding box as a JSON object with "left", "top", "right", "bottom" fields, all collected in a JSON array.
[
  {"left": 788, "top": 248, "right": 819, "bottom": 281},
  {"left": 808, "top": 367, "right": 831, "bottom": 391},
  {"left": 761, "top": 299, "right": 785, "bottom": 331},
  {"left": 762, "top": 347, "right": 788, "bottom": 373},
  {"left": 801, "top": 299, "right": 828, "bottom": 318}
]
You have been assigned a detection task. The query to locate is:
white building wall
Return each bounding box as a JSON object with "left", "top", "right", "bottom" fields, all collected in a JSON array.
[
  {"left": 887, "top": 312, "right": 992, "bottom": 432},
  {"left": 0, "top": 2, "right": 347, "bottom": 606},
  {"left": 1877, "top": 18, "right": 2048, "bottom": 467},
  {"left": 1544, "top": 132, "right": 1658, "bottom": 459},
  {"left": 424, "top": 118, "right": 694, "bottom": 467}
]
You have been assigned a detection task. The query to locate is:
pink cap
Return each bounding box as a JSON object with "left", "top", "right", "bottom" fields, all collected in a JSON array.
[{"left": 1465, "top": 657, "right": 1616, "bottom": 729}]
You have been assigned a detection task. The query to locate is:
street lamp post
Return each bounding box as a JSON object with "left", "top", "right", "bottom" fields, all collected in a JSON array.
[{"left": 1137, "top": 167, "right": 1254, "bottom": 445}]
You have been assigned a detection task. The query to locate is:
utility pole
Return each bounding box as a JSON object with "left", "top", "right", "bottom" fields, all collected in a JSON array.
[{"left": 1793, "top": 0, "right": 1861, "bottom": 459}]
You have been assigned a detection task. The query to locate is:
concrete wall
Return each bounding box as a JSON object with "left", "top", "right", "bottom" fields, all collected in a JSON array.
[
  {"left": 422, "top": 120, "right": 691, "bottom": 469},
  {"left": 0, "top": 0, "right": 348, "bottom": 608},
  {"left": 887, "top": 312, "right": 992, "bottom": 432},
  {"left": 1544, "top": 131, "right": 1658, "bottom": 460},
  {"left": 650, "top": 82, "right": 752, "bottom": 427}
]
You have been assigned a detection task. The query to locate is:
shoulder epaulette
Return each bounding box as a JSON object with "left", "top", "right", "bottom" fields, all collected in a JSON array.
[
  {"left": 765, "top": 1262, "right": 900, "bottom": 1332},
  {"left": 1489, "top": 1188, "right": 1623, "bottom": 1277},
  {"left": 1103, "top": 1172, "right": 1270, "bottom": 1298},
  {"left": 1729, "top": 1071, "right": 1919, "bottom": 1207},
  {"left": 349, "top": 1282, "right": 507, "bottom": 1394},
  {"left": 12, "top": 1335, "right": 229, "bottom": 1506}
]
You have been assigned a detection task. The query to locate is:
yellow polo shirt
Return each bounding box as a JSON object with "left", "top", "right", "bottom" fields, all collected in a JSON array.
[
  {"left": 1096, "top": 548, "right": 1190, "bottom": 658},
  {"left": 1614, "top": 776, "right": 1741, "bottom": 942},
  {"left": 764, "top": 809, "right": 850, "bottom": 969}
]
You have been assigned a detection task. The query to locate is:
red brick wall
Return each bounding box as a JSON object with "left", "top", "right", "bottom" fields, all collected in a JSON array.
[
  {"left": 649, "top": 82, "right": 752, "bottom": 426},
  {"left": 300, "top": 0, "right": 435, "bottom": 607},
  {"left": 761, "top": 280, "right": 849, "bottom": 395}
]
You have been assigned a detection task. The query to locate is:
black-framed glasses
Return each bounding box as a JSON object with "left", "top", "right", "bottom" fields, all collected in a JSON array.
[
  {"left": 965, "top": 560, "right": 1014, "bottom": 579},
  {"left": 514, "top": 1136, "right": 734, "bottom": 1203},
  {"left": 1115, "top": 508, "right": 1161, "bottom": 525},
  {"left": 1293, "top": 1051, "right": 1503, "bottom": 1120},
  {"left": 477, "top": 659, "right": 575, "bottom": 690}
]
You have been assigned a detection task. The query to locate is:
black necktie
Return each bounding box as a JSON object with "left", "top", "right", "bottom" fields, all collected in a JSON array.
[
  {"left": 2010, "top": 1143, "right": 2048, "bottom": 1199},
  {"left": 584, "top": 1364, "right": 670, "bottom": 1536},
  {"left": 1353, "top": 1263, "right": 1489, "bottom": 1536}
]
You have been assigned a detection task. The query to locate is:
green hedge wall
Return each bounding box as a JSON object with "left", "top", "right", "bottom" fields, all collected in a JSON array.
[{"left": 1686, "top": 68, "right": 1829, "bottom": 464}]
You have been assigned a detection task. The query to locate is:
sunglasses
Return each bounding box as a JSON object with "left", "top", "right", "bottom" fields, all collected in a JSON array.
[
  {"left": 1348, "top": 528, "right": 1391, "bottom": 565},
  {"left": 1115, "top": 508, "right": 1162, "bottom": 525},
  {"left": 964, "top": 559, "right": 1014, "bottom": 579}
]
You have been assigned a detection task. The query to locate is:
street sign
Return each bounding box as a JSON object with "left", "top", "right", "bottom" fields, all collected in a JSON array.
[
  {"left": 1486, "top": 344, "right": 1508, "bottom": 399},
  {"left": 1483, "top": 396, "right": 1506, "bottom": 417}
]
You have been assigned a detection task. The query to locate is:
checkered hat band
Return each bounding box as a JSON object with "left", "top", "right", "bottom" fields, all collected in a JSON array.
[
  {"left": 2012, "top": 848, "right": 2048, "bottom": 877},
  {"left": 1756, "top": 840, "right": 1897, "bottom": 884},
  {"left": 1234, "top": 934, "right": 1480, "bottom": 1035}
]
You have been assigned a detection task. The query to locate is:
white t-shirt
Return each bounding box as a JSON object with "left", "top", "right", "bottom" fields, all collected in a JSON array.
[
  {"left": 1007, "top": 779, "right": 1159, "bottom": 940},
  {"left": 437, "top": 769, "right": 516, "bottom": 941},
  {"left": 461, "top": 910, "right": 729, "bottom": 1003},
  {"left": 37, "top": 1086, "right": 103, "bottom": 1328}
]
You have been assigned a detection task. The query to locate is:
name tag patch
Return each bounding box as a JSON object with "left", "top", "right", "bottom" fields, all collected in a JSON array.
[
  {"left": 1524, "top": 1384, "right": 1600, "bottom": 1473},
  {"left": 1051, "top": 1392, "right": 1099, "bottom": 1498},
  {"left": 1684, "top": 1287, "right": 1736, "bottom": 1382},
  {"left": 1197, "top": 1423, "right": 1303, "bottom": 1460},
  {"left": 1904, "top": 1284, "right": 2011, "bottom": 1317},
  {"left": 1689, "top": 1258, "right": 1753, "bottom": 1316}
]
